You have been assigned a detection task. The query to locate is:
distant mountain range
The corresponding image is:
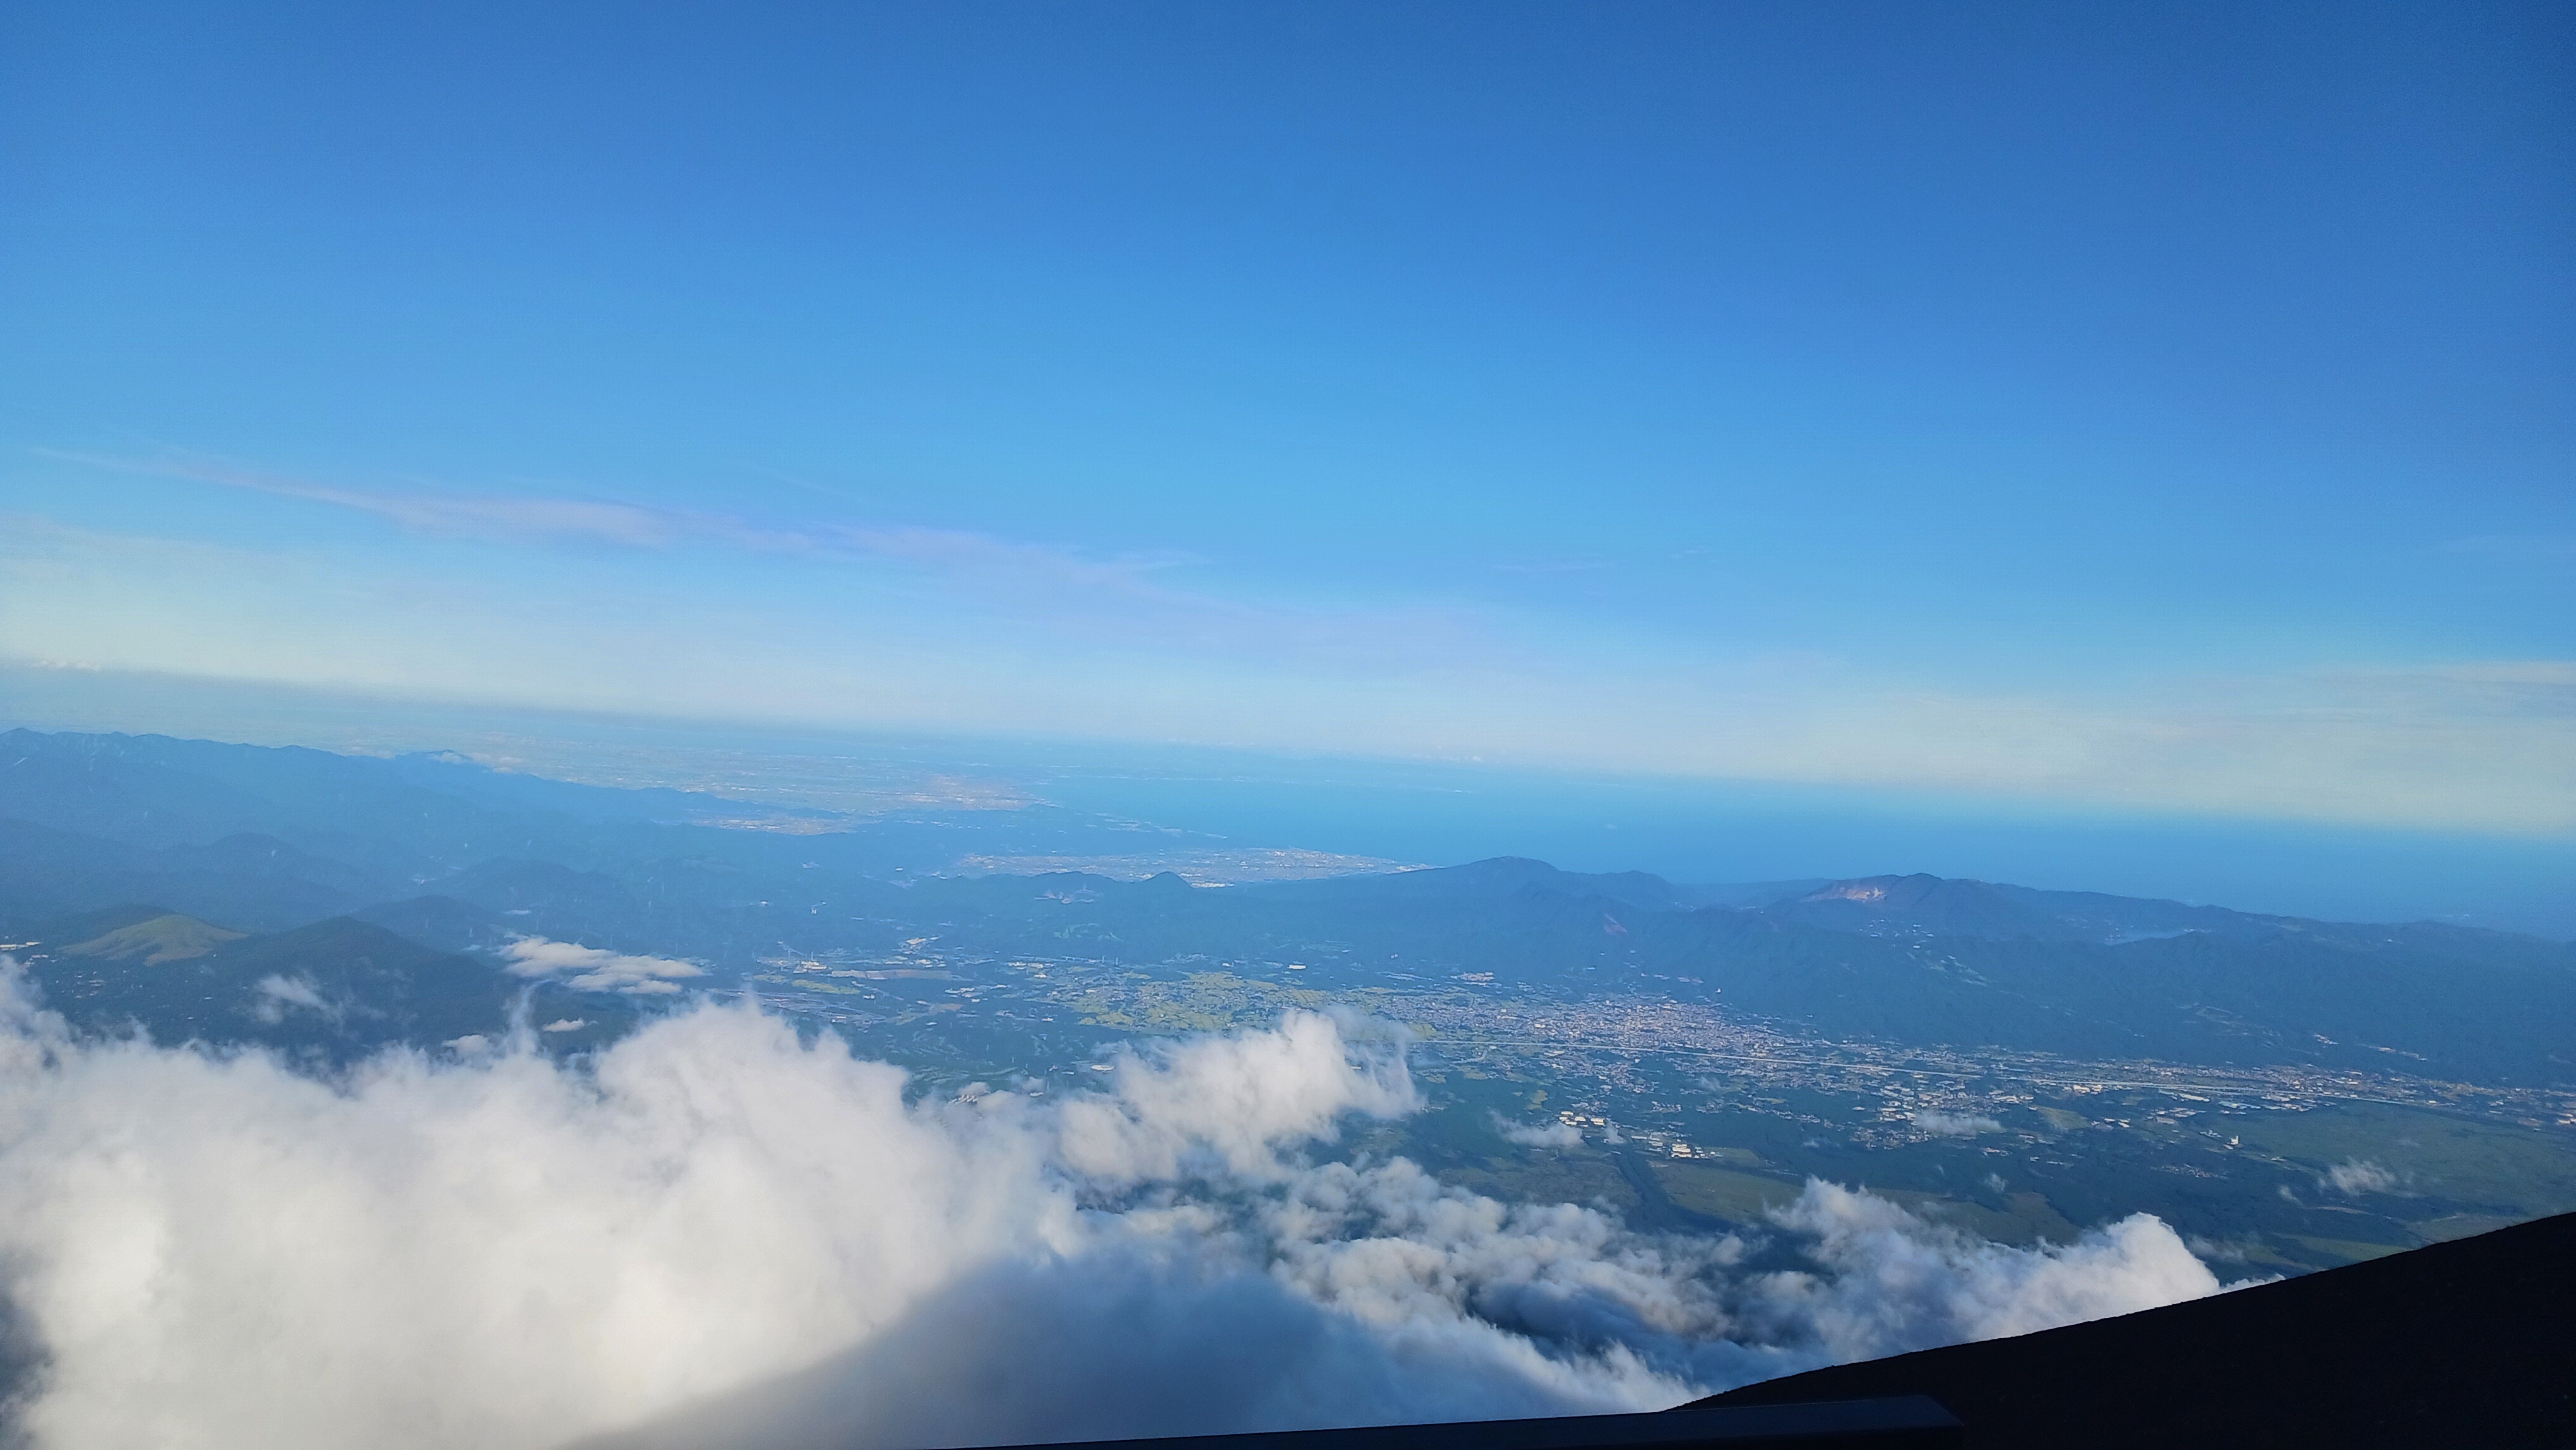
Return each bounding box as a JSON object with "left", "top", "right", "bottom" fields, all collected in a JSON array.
[{"left": 3, "top": 728, "right": 2572, "bottom": 1084}]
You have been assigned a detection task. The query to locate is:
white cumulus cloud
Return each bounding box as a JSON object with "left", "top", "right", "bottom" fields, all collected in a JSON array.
[
  {"left": 1911, "top": 1110, "right": 2003, "bottom": 1137},
  {"left": 2323, "top": 1159, "right": 2398, "bottom": 1195},
  {"left": 1749, "top": 1182, "right": 2229, "bottom": 1357},
  {"left": 501, "top": 936, "right": 705, "bottom": 995},
  {"left": 1491, "top": 1114, "right": 1585, "bottom": 1148},
  {"left": 249, "top": 973, "right": 335, "bottom": 1024},
  {"left": 0, "top": 964, "right": 2243, "bottom": 1450}
]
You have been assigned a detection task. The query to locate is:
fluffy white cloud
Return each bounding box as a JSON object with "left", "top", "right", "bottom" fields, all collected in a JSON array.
[
  {"left": 1747, "top": 1182, "right": 2227, "bottom": 1357},
  {"left": 1911, "top": 1110, "right": 2003, "bottom": 1137},
  {"left": 501, "top": 937, "right": 705, "bottom": 995},
  {"left": 249, "top": 974, "right": 334, "bottom": 1024},
  {"left": 1054, "top": 1012, "right": 1417, "bottom": 1182},
  {"left": 2323, "top": 1159, "right": 2398, "bottom": 1195},
  {"left": 1492, "top": 1114, "right": 1585, "bottom": 1148},
  {"left": 0, "top": 966, "right": 2241, "bottom": 1450}
]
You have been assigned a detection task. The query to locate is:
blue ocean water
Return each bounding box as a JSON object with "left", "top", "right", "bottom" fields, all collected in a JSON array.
[{"left": 7, "top": 664, "right": 2570, "bottom": 937}]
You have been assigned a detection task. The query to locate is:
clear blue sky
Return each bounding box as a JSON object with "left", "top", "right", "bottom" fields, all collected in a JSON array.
[{"left": 3, "top": 1, "right": 2571, "bottom": 841}]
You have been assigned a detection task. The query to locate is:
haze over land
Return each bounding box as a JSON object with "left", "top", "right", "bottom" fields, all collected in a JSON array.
[{"left": 9, "top": 666, "right": 2573, "bottom": 939}]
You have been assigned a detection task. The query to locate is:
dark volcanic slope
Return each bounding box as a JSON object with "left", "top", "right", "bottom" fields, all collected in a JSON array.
[{"left": 1691, "top": 1213, "right": 2576, "bottom": 1449}]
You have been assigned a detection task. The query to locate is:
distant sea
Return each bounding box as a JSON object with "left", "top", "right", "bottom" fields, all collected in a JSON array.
[{"left": 7, "top": 661, "right": 2572, "bottom": 938}]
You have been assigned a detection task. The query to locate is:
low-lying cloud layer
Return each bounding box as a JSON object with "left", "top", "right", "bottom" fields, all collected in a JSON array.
[
  {"left": 0, "top": 968, "right": 2235, "bottom": 1450},
  {"left": 502, "top": 936, "right": 707, "bottom": 994},
  {"left": 1491, "top": 1114, "right": 1585, "bottom": 1149},
  {"left": 2323, "top": 1159, "right": 2399, "bottom": 1195}
]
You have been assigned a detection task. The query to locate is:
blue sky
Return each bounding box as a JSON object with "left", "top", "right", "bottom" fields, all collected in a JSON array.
[{"left": 3, "top": 1, "right": 2572, "bottom": 841}]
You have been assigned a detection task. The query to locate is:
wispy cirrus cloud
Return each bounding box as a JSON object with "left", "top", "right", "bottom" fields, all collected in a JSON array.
[
  {"left": 20, "top": 452, "right": 2572, "bottom": 834},
  {"left": 37, "top": 449, "right": 1493, "bottom": 669},
  {"left": 49, "top": 448, "right": 826, "bottom": 553}
]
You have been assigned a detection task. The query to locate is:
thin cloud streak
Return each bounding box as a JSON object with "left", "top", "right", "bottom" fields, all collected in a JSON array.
[
  {"left": 8, "top": 474, "right": 2571, "bottom": 834},
  {"left": 8, "top": 508, "right": 2572, "bottom": 832},
  {"left": 44, "top": 449, "right": 702, "bottom": 549},
  {"left": 39, "top": 452, "right": 1496, "bottom": 669}
]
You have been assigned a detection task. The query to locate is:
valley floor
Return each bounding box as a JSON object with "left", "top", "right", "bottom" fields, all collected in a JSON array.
[{"left": 739, "top": 948, "right": 2576, "bottom": 1276}]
